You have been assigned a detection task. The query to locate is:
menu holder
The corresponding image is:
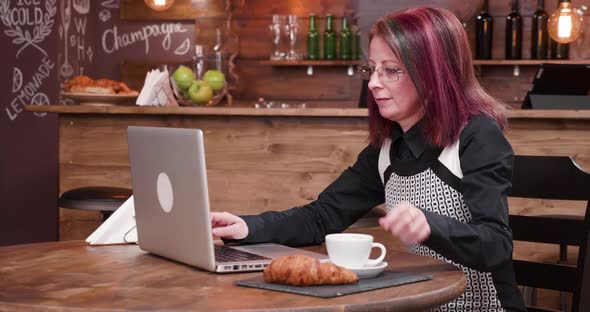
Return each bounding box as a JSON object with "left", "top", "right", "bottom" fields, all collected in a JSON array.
[
  {"left": 86, "top": 196, "right": 137, "bottom": 245},
  {"left": 136, "top": 68, "right": 179, "bottom": 107}
]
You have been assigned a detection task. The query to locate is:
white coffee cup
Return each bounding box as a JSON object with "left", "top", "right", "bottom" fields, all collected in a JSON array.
[{"left": 325, "top": 233, "right": 386, "bottom": 268}]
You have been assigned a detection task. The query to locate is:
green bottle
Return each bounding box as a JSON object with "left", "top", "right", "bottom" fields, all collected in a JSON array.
[
  {"left": 338, "top": 16, "right": 352, "bottom": 60},
  {"left": 323, "top": 15, "right": 336, "bottom": 60},
  {"left": 306, "top": 14, "right": 320, "bottom": 60},
  {"left": 351, "top": 19, "right": 361, "bottom": 60}
]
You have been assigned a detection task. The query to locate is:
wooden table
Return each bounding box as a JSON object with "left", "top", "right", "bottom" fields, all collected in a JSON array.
[{"left": 0, "top": 239, "right": 466, "bottom": 311}]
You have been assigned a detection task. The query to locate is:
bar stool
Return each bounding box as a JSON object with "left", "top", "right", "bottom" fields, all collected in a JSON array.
[{"left": 58, "top": 187, "right": 132, "bottom": 221}]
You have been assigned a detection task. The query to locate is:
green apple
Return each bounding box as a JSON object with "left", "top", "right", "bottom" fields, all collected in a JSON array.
[
  {"left": 203, "top": 70, "right": 225, "bottom": 91},
  {"left": 188, "top": 80, "right": 213, "bottom": 104},
  {"left": 173, "top": 65, "right": 194, "bottom": 90}
]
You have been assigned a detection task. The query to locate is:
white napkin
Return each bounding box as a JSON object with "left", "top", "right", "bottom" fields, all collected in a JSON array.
[
  {"left": 86, "top": 195, "right": 137, "bottom": 245},
  {"left": 136, "top": 68, "right": 179, "bottom": 107}
]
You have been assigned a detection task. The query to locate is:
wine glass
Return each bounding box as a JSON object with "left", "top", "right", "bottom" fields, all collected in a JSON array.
[
  {"left": 269, "top": 15, "right": 286, "bottom": 60},
  {"left": 285, "top": 15, "right": 302, "bottom": 60}
]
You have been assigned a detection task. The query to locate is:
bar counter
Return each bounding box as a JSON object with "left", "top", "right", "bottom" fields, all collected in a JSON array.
[
  {"left": 25, "top": 104, "right": 590, "bottom": 119},
  {"left": 25, "top": 105, "right": 590, "bottom": 245}
]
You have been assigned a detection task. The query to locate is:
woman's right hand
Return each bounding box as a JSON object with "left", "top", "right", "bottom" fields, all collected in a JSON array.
[{"left": 210, "top": 211, "right": 249, "bottom": 240}]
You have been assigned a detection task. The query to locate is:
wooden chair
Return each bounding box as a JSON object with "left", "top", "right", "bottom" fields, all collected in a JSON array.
[{"left": 509, "top": 155, "right": 590, "bottom": 312}]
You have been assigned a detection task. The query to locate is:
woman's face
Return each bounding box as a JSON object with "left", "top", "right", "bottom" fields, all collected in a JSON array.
[{"left": 368, "top": 36, "right": 423, "bottom": 132}]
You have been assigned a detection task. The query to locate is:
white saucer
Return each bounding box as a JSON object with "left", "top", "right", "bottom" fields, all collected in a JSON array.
[{"left": 321, "top": 260, "right": 388, "bottom": 279}]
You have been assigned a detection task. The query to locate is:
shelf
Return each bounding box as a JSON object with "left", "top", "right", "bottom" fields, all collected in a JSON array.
[
  {"left": 261, "top": 59, "right": 590, "bottom": 66},
  {"left": 472, "top": 59, "right": 590, "bottom": 77},
  {"left": 260, "top": 59, "right": 363, "bottom": 76},
  {"left": 259, "top": 60, "right": 363, "bottom": 66},
  {"left": 25, "top": 105, "right": 590, "bottom": 120},
  {"left": 259, "top": 59, "right": 590, "bottom": 76},
  {"left": 473, "top": 60, "right": 590, "bottom": 65}
]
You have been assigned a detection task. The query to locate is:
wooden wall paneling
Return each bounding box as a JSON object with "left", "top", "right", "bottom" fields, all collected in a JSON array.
[
  {"left": 60, "top": 164, "right": 132, "bottom": 192},
  {"left": 356, "top": 0, "right": 448, "bottom": 19},
  {"left": 233, "top": 16, "right": 358, "bottom": 60},
  {"left": 121, "top": 62, "right": 160, "bottom": 93},
  {"left": 120, "top": 0, "right": 227, "bottom": 20},
  {"left": 59, "top": 209, "right": 102, "bottom": 241},
  {"left": 484, "top": 13, "right": 587, "bottom": 60},
  {"left": 122, "top": 60, "right": 191, "bottom": 92},
  {"left": 58, "top": 114, "right": 590, "bottom": 230},
  {"left": 194, "top": 17, "right": 240, "bottom": 53},
  {"left": 505, "top": 119, "right": 590, "bottom": 168},
  {"left": 570, "top": 18, "right": 590, "bottom": 59},
  {"left": 484, "top": 0, "right": 589, "bottom": 16},
  {"left": 58, "top": 164, "right": 339, "bottom": 214},
  {"left": 119, "top": 12, "right": 365, "bottom": 105},
  {"left": 478, "top": 66, "right": 538, "bottom": 108},
  {"left": 467, "top": 12, "right": 535, "bottom": 60},
  {"left": 356, "top": 0, "right": 589, "bottom": 62},
  {"left": 59, "top": 115, "right": 134, "bottom": 240},
  {"left": 120, "top": 0, "right": 590, "bottom": 109},
  {"left": 474, "top": 0, "right": 590, "bottom": 60},
  {"left": 120, "top": 60, "right": 363, "bottom": 104},
  {"left": 230, "top": 0, "right": 351, "bottom": 17},
  {"left": 226, "top": 0, "right": 361, "bottom": 105},
  {"left": 58, "top": 114, "right": 370, "bottom": 216},
  {"left": 508, "top": 197, "right": 587, "bottom": 218},
  {"left": 232, "top": 18, "right": 271, "bottom": 59},
  {"left": 59, "top": 115, "right": 368, "bottom": 174},
  {"left": 234, "top": 60, "right": 362, "bottom": 101},
  {"left": 358, "top": 1, "right": 537, "bottom": 111}
]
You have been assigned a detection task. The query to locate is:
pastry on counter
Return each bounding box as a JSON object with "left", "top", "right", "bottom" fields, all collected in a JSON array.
[
  {"left": 263, "top": 255, "right": 359, "bottom": 286},
  {"left": 64, "top": 75, "right": 139, "bottom": 96}
]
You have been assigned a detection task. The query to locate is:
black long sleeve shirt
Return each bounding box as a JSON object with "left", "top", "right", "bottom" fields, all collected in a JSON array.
[{"left": 234, "top": 115, "right": 525, "bottom": 311}]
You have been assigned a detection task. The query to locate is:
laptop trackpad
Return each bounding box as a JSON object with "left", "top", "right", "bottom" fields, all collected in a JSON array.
[{"left": 233, "top": 243, "right": 328, "bottom": 260}]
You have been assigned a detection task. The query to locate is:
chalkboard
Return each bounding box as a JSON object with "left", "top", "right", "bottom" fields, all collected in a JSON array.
[
  {"left": 55, "top": 0, "right": 195, "bottom": 104},
  {"left": 0, "top": 0, "right": 60, "bottom": 245},
  {"left": 0, "top": 0, "right": 196, "bottom": 245}
]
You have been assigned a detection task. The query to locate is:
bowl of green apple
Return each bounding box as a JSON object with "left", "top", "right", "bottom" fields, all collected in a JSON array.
[{"left": 170, "top": 65, "right": 227, "bottom": 106}]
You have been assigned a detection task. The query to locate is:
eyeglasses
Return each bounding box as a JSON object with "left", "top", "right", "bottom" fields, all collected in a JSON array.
[{"left": 357, "top": 64, "right": 405, "bottom": 82}]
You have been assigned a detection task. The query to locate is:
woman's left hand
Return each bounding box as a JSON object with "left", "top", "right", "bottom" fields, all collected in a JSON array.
[{"left": 379, "top": 202, "right": 431, "bottom": 245}]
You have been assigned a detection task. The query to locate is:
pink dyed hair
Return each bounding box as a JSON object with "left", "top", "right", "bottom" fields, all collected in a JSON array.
[{"left": 367, "top": 7, "right": 507, "bottom": 147}]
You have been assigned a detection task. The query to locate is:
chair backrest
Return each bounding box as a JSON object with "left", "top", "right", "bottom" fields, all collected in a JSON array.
[{"left": 509, "top": 155, "right": 590, "bottom": 312}]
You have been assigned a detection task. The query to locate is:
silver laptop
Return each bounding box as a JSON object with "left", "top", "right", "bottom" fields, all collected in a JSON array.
[{"left": 127, "top": 126, "right": 326, "bottom": 273}]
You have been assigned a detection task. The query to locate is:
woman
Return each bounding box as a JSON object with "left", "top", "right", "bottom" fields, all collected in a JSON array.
[{"left": 212, "top": 7, "right": 526, "bottom": 311}]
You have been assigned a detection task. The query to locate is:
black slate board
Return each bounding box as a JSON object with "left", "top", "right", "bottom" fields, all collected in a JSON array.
[{"left": 234, "top": 271, "right": 432, "bottom": 298}]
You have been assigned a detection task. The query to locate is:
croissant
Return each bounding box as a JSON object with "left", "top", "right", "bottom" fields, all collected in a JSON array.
[{"left": 263, "top": 255, "right": 359, "bottom": 286}]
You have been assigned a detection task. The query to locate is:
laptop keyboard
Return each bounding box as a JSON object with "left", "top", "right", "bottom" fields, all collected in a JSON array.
[{"left": 214, "top": 245, "right": 270, "bottom": 262}]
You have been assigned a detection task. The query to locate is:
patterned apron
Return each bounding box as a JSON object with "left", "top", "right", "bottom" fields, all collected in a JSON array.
[{"left": 378, "top": 138, "right": 505, "bottom": 312}]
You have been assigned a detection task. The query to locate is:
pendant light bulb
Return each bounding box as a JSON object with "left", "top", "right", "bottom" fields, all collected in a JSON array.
[
  {"left": 144, "top": 0, "right": 175, "bottom": 12},
  {"left": 547, "top": 1, "right": 585, "bottom": 44}
]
